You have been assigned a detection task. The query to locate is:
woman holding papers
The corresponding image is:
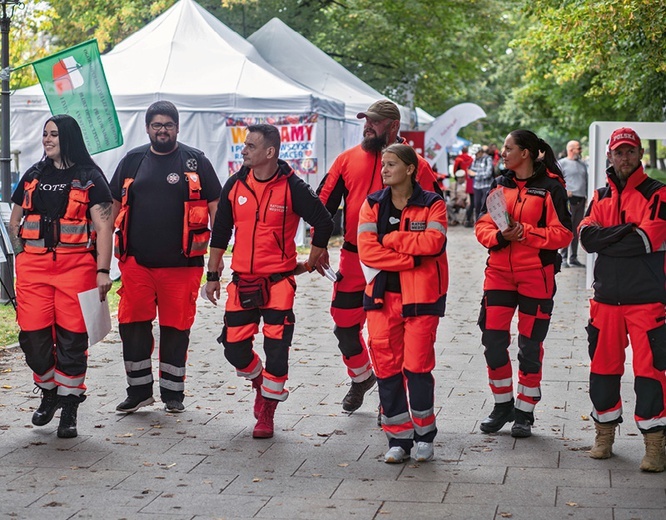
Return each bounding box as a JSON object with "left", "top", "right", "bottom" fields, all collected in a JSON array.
[
  {"left": 8, "top": 114, "right": 113, "bottom": 438},
  {"left": 357, "top": 144, "right": 448, "bottom": 464},
  {"left": 475, "top": 129, "right": 572, "bottom": 438}
]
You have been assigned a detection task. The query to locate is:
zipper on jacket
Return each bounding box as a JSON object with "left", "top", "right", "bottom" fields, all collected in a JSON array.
[{"left": 240, "top": 178, "right": 260, "bottom": 274}]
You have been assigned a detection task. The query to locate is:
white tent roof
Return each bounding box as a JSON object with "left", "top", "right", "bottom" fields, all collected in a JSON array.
[
  {"left": 11, "top": 0, "right": 343, "bottom": 116},
  {"left": 10, "top": 0, "right": 345, "bottom": 178},
  {"left": 248, "top": 18, "right": 433, "bottom": 129}
]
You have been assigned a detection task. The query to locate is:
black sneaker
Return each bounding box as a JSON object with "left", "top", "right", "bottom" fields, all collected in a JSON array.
[
  {"left": 116, "top": 395, "right": 155, "bottom": 413},
  {"left": 511, "top": 409, "right": 533, "bottom": 438},
  {"left": 479, "top": 401, "right": 515, "bottom": 433},
  {"left": 164, "top": 400, "right": 185, "bottom": 413},
  {"left": 342, "top": 373, "right": 377, "bottom": 412}
]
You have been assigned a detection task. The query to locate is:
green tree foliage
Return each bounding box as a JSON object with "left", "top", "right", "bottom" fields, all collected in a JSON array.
[{"left": 505, "top": 0, "right": 666, "bottom": 143}]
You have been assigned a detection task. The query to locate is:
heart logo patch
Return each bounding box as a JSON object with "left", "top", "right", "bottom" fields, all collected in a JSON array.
[{"left": 238, "top": 196, "right": 248, "bottom": 205}]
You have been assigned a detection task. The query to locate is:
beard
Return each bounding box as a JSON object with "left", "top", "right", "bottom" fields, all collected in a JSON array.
[
  {"left": 150, "top": 134, "right": 177, "bottom": 154},
  {"left": 362, "top": 134, "right": 388, "bottom": 152}
]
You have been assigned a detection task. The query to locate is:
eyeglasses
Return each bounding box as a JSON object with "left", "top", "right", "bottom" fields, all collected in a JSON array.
[{"left": 150, "top": 122, "right": 177, "bottom": 131}]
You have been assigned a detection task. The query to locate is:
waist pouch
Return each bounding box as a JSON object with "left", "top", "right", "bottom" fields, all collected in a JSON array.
[{"left": 235, "top": 276, "right": 269, "bottom": 309}]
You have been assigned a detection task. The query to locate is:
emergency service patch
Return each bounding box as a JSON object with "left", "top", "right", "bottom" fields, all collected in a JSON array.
[
  {"left": 167, "top": 173, "right": 180, "bottom": 184},
  {"left": 410, "top": 221, "right": 426, "bottom": 231},
  {"left": 526, "top": 188, "right": 547, "bottom": 198},
  {"left": 186, "top": 158, "right": 198, "bottom": 171},
  {"left": 238, "top": 195, "right": 248, "bottom": 205}
]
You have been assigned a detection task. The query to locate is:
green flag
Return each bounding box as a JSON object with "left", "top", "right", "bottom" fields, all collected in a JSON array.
[{"left": 32, "top": 39, "right": 123, "bottom": 155}]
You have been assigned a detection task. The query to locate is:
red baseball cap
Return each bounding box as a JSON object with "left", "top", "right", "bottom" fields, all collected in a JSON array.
[{"left": 608, "top": 127, "right": 642, "bottom": 150}]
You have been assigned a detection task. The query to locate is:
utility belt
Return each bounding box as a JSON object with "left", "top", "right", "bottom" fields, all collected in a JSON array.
[
  {"left": 231, "top": 271, "right": 293, "bottom": 309},
  {"left": 342, "top": 241, "right": 358, "bottom": 253}
]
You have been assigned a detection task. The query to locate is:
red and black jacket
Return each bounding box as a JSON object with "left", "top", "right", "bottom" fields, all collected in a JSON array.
[
  {"left": 211, "top": 159, "right": 333, "bottom": 275},
  {"left": 358, "top": 184, "right": 448, "bottom": 317},
  {"left": 580, "top": 165, "right": 666, "bottom": 305},
  {"left": 475, "top": 162, "right": 572, "bottom": 272}
]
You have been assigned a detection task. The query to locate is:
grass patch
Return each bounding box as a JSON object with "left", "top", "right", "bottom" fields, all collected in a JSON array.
[{"left": 646, "top": 168, "right": 666, "bottom": 183}]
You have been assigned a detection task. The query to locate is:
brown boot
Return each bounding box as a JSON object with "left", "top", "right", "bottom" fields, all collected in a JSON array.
[
  {"left": 589, "top": 422, "right": 616, "bottom": 459},
  {"left": 640, "top": 431, "right": 666, "bottom": 472},
  {"left": 251, "top": 375, "right": 264, "bottom": 419},
  {"left": 253, "top": 398, "right": 278, "bottom": 439}
]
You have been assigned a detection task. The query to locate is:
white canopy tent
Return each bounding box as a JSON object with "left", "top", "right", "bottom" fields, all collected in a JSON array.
[
  {"left": 248, "top": 17, "right": 433, "bottom": 147},
  {"left": 10, "top": 0, "right": 345, "bottom": 184}
]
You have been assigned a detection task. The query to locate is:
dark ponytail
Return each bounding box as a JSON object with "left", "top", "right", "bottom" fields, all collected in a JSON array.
[{"left": 509, "top": 130, "right": 563, "bottom": 179}]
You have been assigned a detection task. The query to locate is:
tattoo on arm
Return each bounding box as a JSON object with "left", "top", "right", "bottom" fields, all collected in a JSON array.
[
  {"left": 8, "top": 222, "right": 24, "bottom": 254},
  {"left": 96, "top": 202, "right": 113, "bottom": 221}
]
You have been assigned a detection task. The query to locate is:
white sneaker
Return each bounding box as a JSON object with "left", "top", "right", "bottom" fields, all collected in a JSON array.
[
  {"left": 414, "top": 442, "right": 434, "bottom": 462},
  {"left": 384, "top": 446, "right": 408, "bottom": 464}
]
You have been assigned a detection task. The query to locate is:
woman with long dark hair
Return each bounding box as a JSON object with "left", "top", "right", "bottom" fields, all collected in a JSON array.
[
  {"left": 357, "top": 144, "right": 448, "bottom": 463},
  {"left": 475, "top": 130, "right": 572, "bottom": 438},
  {"left": 9, "top": 114, "right": 113, "bottom": 438}
]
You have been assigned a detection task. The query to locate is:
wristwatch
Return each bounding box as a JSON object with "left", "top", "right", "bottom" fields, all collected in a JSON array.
[{"left": 206, "top": 271, "right": 220, "bottom": 282}]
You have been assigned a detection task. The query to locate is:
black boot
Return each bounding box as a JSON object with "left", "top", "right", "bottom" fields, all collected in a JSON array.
[
  {"left": 32, "top": 388, "right": 59, "bottom": 426},
  {"left": 57, "top": 402, "right": 80, "bottom": 438},
  {"left": 479, "top": 400, "right": 515, "bottom": 433}
]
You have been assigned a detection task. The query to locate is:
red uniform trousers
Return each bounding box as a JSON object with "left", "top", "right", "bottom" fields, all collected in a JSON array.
[
  {"left": 220, "top": 276, "right": 296, "bottom": 401},
  {"left": 367, "top": 291, "right": 439, "bottom": 451},
  {"left": 16, "top": 252, "right": 95, "bottom": 399},
  {"left": 587, "top": 300, "right": 666, "bottom": 432},
  {"left": 478, "top": 265, "right": 556, "bottom": 416},
  {"left": 117, "top": 256, "right": 202, "bottom": 401},
  {"left": 330, "top": 247, "right": 373, "bottom": 383}
]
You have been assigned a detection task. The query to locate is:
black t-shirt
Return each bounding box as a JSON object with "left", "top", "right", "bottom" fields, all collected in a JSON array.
[
  {"left": 110, "top": 146, "right": 221, "bottom": 268},
  {"left": 12, "top": 162, "right": 112, "bottom": 217},
  {"left": 385, "top": 201, "right": 402, "bottom": 293}
]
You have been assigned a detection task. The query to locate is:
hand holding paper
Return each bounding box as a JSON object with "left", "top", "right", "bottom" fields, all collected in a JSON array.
[{"left": 485, "top": 189, "right": 512, "bottom": 232}]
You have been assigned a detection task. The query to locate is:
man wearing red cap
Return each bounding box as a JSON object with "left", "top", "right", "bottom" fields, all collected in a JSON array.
[
  {"left": 315, "top": 100, "right": 441, "bottom": 414},
  {"left": 579, "top": 127, "right": 666, "bottom": 472}
]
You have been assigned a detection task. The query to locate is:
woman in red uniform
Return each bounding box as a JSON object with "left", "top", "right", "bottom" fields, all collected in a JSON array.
[
  {"left": 475, "top": 130, "right": 572, "bottom": 438},
  {"left": 9, "top": 115, "right": 113, "bottom": 438},
  {"left": 357, "top": 144, "right": 448, "bottom": 463}
]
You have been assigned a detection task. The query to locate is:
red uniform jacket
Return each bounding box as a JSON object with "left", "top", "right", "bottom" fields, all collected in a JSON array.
[
  {"left": 358, "top": 184, "right": 448, "bottom": 317},
  {"left": 211, "top": 160, "right": 333, "bottom": 275},
  {"left": 579, "top": 165, "right": 666, "bottom": 304},
  {"left": 475, "top": 163, "right": 572, "bottom": 272}
]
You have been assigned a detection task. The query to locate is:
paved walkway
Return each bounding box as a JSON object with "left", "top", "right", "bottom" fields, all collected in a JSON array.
[{"left": 0, "top": 226, "right": 664, "bottom": 520}]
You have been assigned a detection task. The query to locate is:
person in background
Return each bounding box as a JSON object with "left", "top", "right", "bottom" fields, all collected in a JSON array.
[
  {"left": 475, "top": 129, "right": 572, "bottom": 438},
  {"left": 468, "top": 145, "right": 494, "bottom": 225},
  {"left": 579, "top": 127, "right": 666, "bottom": 472},
  {"left": 9, "top": 114, "right": 113, "bottom": 438},
  {"left": 315, "top": 100, "right": 441, "bottom": 415},
  {"left": 559, "top": 140, "right": 588, "bottom": 268},
  {"left": 111, "top": 101, "right": 221, "bottom": 415},
  {"left": 205, "top": 124, "right": 333, "bottom": 439},
  {"left": 357, "top": 144, "right": 448, "bottom": 463}
]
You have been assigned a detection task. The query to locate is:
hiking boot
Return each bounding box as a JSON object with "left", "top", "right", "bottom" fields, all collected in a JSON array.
[
  {"left": 116, "top": 395, "right": 155, "bottom": 414},
  {"left": 479, "top": 401, "right": 515, "bottom": 433},
  {"left": 640, "top": 431, "right": 666, "bottom": 472},
  {"left": 252, "top": 375, "right": 264, "bottom": 419},
  {"left": 164, "top": 400, "right": 185, "bottom": 413},
  {"left": 589, "top": 422, "right": 616, "bottom": 459},
  {"left": 342, "top": 373, "right": 376, "bottom": 412},
  {"left": 57, "top": 402, "right": 79, "bottom": 439},
  {"left": 414, "top": 442, "right": 434, "bottom": 462},
  {"left": 32, "top": 387, "right": 59, "bottom": 426},
  {"left": 253, "top": 398, "right": 279, "bottom": 439},
  {"left": 384, "top": 446, "right": 408, "bottom": 464}
]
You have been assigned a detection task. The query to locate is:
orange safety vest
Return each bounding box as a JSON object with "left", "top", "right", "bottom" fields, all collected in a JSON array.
[
  {"left": 113, "top": 148, "right": 211, "bottom": 261},
  {"left": 20, "top": 176, "right": 96, "bottom": 254}
]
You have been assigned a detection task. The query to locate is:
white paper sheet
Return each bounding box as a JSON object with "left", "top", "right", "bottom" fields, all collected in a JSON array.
[
  {"left": 485, "top": 189, "right": 512, "bottom": 232},
  {"left": 360, "top": 262, "right": 380, "bottom": 284},
  {"left": 78, "top": 288, "right": 112, "bottom": 346}
]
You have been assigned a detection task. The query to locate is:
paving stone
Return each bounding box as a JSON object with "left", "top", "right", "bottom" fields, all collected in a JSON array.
[
  {"left": 222, "top": 474, "right": 342, "bottom": 498},
  {"left": 376, "top": 501, "right": 497, "bottom": 520},
  {"left": 255, "top": 496, "right": 381, "bottom": 519},
  {"left": 141, "top": 492, "right": 268, "bottom": 517},
  {"left": 493, "top": 505, "right": 612, "bottom": 519},
  {"left": 444, "top": 482, "right": 556, "bottom": 507},
  {"left": 557, "top": 486, "right": 666, "bottom": 509}
]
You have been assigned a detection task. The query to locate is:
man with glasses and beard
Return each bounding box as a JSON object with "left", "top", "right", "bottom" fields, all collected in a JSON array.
[
  {"left": 110, "top": 101, "right": 221, "bottom": 415},
  {"left": 314, "top": 100, "right": 441, "bottom": 416}
]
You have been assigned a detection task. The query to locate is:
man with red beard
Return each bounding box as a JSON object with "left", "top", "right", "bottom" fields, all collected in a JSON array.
[{"left": 315, "top": 100, "right": 441, "bottom": 414}]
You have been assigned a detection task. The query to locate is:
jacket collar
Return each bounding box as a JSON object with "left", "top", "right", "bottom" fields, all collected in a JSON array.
[
  {"left": 606, "top": 164, "right": 646, "bottom": 192},
  {"left": 237, "top": 158, "right": 294, "bottom": 182},
  {"left": 368, "top": 182, "right": 429, "bottom": 207}
]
